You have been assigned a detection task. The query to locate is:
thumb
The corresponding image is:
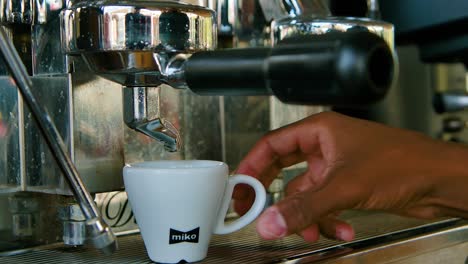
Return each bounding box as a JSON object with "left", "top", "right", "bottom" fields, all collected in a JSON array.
[{"left": 256, "top": 176, "right": 363, "bottom": 239}]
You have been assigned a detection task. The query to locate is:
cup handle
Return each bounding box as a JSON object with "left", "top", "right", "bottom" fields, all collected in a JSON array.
[{"left": 213, "top": 174, "right": 266, "bottom": 235}]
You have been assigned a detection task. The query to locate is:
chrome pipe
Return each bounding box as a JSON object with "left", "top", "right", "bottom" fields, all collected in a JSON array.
[{"left": 0, "top": 26, "right": 117, "bottom": 254}]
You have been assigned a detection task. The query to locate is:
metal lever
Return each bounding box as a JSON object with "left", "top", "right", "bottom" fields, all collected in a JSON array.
[{"left": 0, "top": 27, "right": 118, "bottom": 254}]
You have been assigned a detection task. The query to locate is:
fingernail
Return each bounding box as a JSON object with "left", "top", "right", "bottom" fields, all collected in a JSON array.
[
  {"left": 336, "top": 228, "right": 354, "bottom": 241},
  {"left": 256, "top": 207, "right": 287, "bottom": 239}
]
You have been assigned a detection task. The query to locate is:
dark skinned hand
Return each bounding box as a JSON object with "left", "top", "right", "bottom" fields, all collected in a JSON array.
[{"left": 234, "top": 111, "right": 468, "bottom": 242}]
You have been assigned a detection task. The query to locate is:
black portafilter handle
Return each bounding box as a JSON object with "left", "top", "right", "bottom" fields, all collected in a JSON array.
[{"left": 184, "top": 31, "right": 395, "bottom": 106}]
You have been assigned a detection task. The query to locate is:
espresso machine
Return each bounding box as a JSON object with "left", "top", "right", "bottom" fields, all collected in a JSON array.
[{"left": 0, "top": 0, "right": 467, "bottom": 263}]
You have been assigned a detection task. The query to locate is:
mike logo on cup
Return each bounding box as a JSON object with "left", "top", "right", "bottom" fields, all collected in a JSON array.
[{"left": 169, "top": 227, "right": 200, "bottom": 244}]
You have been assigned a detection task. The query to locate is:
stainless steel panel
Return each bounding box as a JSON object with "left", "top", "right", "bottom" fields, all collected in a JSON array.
[
  {"left": 24, "top": 76, "right": 70, "bottom": 190},
  {"left": 71, "top": 61, "right": 126, "bottom": 193},
  {"left": 0, "top": 0, "right": 33, "bottom": 24},
  {"left": 1, "top": 26, "right": 117, "bottom": 253},
  {"left": 32, "top": 19, "right": 67, "bottom": 75},
  {"left": 0, "top": 77, "right": 21, "bottom": 191},
  {"left": 122, "top": 85, "right": 223, "bottom": 164},
  {"left": 223, "top": 96, "right": 271, "bottom": 167},
  {"left": 0, "top": 193, "right": 65, "bottom": 252},
  {"left": 0, "top": 62, "right": 128, "bottom": 195}
]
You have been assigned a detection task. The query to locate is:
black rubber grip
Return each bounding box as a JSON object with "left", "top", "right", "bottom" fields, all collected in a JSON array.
[{"left": 185, "top": 31, "right": 395, "bottom": 106}]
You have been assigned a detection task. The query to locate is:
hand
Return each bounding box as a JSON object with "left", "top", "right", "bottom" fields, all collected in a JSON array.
[{"left": 234, "top": 111, "right": 468, "bottom": 242}]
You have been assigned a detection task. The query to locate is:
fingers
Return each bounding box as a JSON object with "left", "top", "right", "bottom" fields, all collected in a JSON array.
[
  {"left": 297, "top": 217, "right": 355, "bottom": 243},
  {"left": 317, "top": 216, "right": 355, "bottom": 241},
  {"left": 286, "top": 169, "right": 323, "bottom": 195},
  {"left": 234, "top": 117, "right": 322, "bottom": 216},
  {"left": 256, "top": 206, "right": 356, "bottom": 242},
  {"left": 256, "top": 172, "right": 364, "bottom": 240},
  {"left": 299, "top": 224, "right": 320, "bottom": 243},
  {"left": 233, "top": 150, "right": 306, "bottom": 216},
  {"left": 236, "top": 117, "right": 322, "bottom": 182},
  {"left": 286, "top": 173, "right": 355, "bottom": 242},
  {"left": 236, "top": 151, "right": 306, "bottom": 187},
  {"left": 234, "top": 151, "right": 305, "bottom": 202},
  {"left": 256, "top": 207, "right": 288, "bottom": 239}
]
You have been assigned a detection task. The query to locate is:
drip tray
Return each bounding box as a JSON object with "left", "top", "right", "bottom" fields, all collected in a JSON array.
[{"left": 1, "top": 212, "right": 467, "bottom": 263}]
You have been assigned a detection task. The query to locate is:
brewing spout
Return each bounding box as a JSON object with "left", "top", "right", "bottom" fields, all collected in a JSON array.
[{"left": 123, "top": 87, "right": 181, "bottom": 152}]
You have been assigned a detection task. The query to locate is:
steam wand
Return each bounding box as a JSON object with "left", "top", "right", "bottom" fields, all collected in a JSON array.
[{"left": 0, "top": 27, "right": 118, "bottom": 254}]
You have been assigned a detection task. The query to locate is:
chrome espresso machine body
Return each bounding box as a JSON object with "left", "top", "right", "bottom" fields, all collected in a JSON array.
[{"left": 0, "top": 0, "right": 467, "bottom": 263}]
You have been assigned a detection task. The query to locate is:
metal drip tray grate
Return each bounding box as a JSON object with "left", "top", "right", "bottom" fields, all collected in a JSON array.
[{"left": 0, "top": 212, "right": 466, "bottom": 264}]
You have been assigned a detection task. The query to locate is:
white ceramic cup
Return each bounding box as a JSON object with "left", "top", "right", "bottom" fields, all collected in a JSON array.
[{"left": 123, "top": 160, "right": 266, "bottom": 263}]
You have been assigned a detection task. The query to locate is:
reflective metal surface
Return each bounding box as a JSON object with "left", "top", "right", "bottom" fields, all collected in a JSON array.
[
  {"left": 259, "top": 0, "right": 331, "bottom": 21},
  {"left": 62, "top": 0, "right": 216, "bottom": 53},
  {"left": 32, "top": 17, "right": 67, "bottom": 74},
  {"left": 121, "top": 86, "right": 223, "bottom": 164},
  {"left": 214, "top": 0, "right": 331, "bottom": 46},
  {"left": 33, "top": 0, "right": 65, "bottom": 24},
  {"left": 70, "top": 68, "right": 126, "bottom": 193},
  {"left": 58, "top": 203, "right": 86, "bottom": 246},
  {"left": 0, "top": 26, "right": 117, "bottom": 254},
  {"left": 8, "top": 194, "right": 39, "bottom": 240},
  {"left": 281, "top": 219, "right": 468, "bottom": 264},
  {"left": 0, "top": 0, "right": 65, "bottom": 24},
  {"left": 123, "top": 86, "right": 180, "bottom": 152},
  {"left": 60, "top": 0, "right": 216, "bottom": 87},
  {"left": 0, "top": 77, "right": 21, "bottom": 192},
  {"left": 272, "top": 16, "right": 394, "bottom": 48},
  {"left": 1, "top": 213, "right": 466, "bottom": 263},
  {"left": 0, "top": 0, "right": 33, "bottom": 24},
  {"left": 24, "top": 76, "right": 70, "bottom": 189},
  {"left": 59, "top": 0, "right": 218, "bottom": 151}
]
